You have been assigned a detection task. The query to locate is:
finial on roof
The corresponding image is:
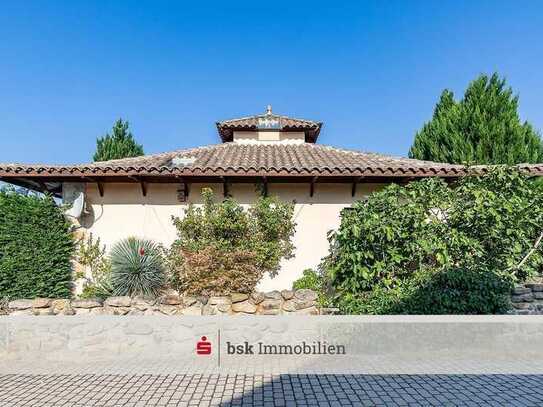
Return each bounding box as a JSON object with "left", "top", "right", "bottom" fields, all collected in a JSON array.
[{"left": 266, "top": 105, "right": 272, "bottom": 115}]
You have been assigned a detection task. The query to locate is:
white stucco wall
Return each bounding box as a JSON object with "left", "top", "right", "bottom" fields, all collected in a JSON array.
[{"left": 81, "top": 181, "right": 383, "bottom": 291}]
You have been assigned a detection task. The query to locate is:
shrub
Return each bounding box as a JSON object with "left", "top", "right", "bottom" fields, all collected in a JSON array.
[
  {"left": 326, "top": 167, "right": 543, "bottom": 314},
  {"left": 292, "top": 268, "right": 333, "bottom": 307},
  {"left": 168, "top": 188, "right": 296, "bottom": 295},
  {"left": 110, "top": 237, "right": 165, "bottom": 297},
  {"left": 176, "top": 247, "right": 261, "bottom": 296},
  {"left": 75, "top": 234, "right": 113, "bottom": 299},
  {"left": 0, "top": 188, "right": 74, "bottom": 299},
  {"left": 293, "top": 269, "right": 321, "bottom": 291},
  {"left": 338, "top": 266, "right": 514, "bottom": 315}
]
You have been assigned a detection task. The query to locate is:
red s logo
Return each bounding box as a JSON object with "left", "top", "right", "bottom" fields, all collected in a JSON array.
[{"left": 196, "top": 336, "right": 212, "bottom": 355}]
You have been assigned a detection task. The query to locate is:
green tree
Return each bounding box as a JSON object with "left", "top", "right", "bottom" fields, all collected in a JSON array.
[
  {"left": 93, "top": 119, "right": 144, "bottom": 162},
  {"left": 409, "top": 73, "right": 543, "bottom": 164},
  {"left": 325, "top": 168, "right": 543, "bottom": 314}
]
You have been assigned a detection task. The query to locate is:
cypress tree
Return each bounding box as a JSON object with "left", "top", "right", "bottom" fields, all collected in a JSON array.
[
  {"left": 409, "top": 73, "right": 543, "bottom": 164},
  {"left": 93, "top": 119, "right": 144, "bottom": 162}
]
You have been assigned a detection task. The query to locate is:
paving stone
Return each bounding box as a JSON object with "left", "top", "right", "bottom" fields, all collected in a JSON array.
[{"left": 1, "top": 373, "right": 543, "bottom": 406}]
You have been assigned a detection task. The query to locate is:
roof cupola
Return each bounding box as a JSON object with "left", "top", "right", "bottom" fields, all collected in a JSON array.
[{"left": 216, "top": 106, "right": 322, "bottom": 144}]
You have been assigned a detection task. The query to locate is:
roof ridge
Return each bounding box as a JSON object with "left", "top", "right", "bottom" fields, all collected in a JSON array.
[
  {"left": 315, "top": 144, "right": 465, "bottom": 167},
  {"left": 88, "top": 145, "right": 218, "bottom": 166},
  {"left": 218, "top": 113, "right": 320, "bottom": 126},
  {"left": 2, "top": 141, "right": 514, "bottom": 179}
]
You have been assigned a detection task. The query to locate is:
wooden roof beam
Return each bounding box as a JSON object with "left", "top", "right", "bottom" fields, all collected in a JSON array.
[
  {"left": 129, "top": 176, "right": 148, "bottom": 197},
  {"left": 262, "top": 176, "right": 268, "bottom": 197},
  {"left": 351, "top": 176, "right": 364, "bottom": 197},
  {"left": 309, "top": 176, "right": 318, "bottom": 197},
  {"left": 221, "top": 176, "right": 230, "bottom": 198},
  {"left": 82, "top": 177, "right": 104, "bottom": 197}
]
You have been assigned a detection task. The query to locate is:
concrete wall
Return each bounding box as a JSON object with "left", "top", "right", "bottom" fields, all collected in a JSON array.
[
  {"left": 81, "top": 182, "right": 384, "bottom": 291},
  {"left": 2, "top": 315, "right": 543, "bottom": 375}
]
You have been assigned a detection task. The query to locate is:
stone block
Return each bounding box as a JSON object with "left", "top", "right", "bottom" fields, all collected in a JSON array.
[
  {"left": 105, "top": 296, "right": 132, "bottom": 307},
  {"left": 511, "top": 293, "right": 534, "bottom": 303},
  {"left": 512, "top": 286, "right": 531, "bottom": 295},
  {"left": 32, "top": 298, "right": 52, "bottom": 309},
  {"left": 281, "top": 290, "right": 294, "bottom": 300},
  {"left": 71, "top": 299, "right": 103, "bottom": 308},
  {"left": 264, "top": 291, "right": 282, "bottom": 300},
  {"left": 320, "top": 308, "right": 340, "bottom": 315},
  {"left": 202, "top": 304, "right": 217, "bottom": 316},
  {"left": 161, "top": 294, "right": 182, "bottom": 305},
  {"left": 231, "top": 293, "right": 249, "bottom": 303},
  {"left": 282, "top": 300, "right": 297, "bottom": 312},
  {"left": 62, "top": 305, "right": 76, "bottom": 316},
  {"left": 158, "top": 305, "right": 182, "bottom": 315},
  {"left": 251, "top": 292, "right": 265, "bottom": 304},
  {"left": 217, "top": 304, "right": 232, "bottom": 313},
  {"left": 293, "top": 299, "right": 317, "bottom": 310},
  {"left": 183, "top": 305, "right": 203, "bottom": 316},
  {"left": 512, "top": 302, "right": 533, "bottom": 310},
  {"left": 208, "top": 296, "right": 231, "bottom": 306},
  {"left": 8, "top": 299, "right": 33, "bottom": 310},
  {"left": 131, "top": 296, "right": 156, "bottom": 310},
  {"left": 534, "top": 292, "right": 543, "bottom": 300},
  {"left": 527, "top": 283, "right": 543, "bottom": 292},
  {"left": 103, "top": 306, "right": 130, "bottom": 315},
  {"left": 294, "top": 289, "right": 318, "bottom": 302},
  {"left": 260, "top": 299, "right": 282, "bottom": 311},
  {"left": 51, "top": 299, "right": 70, "bottom": 314},
  {"left": 232, "top": 300, "right": 257, "bottom": 314},
  {"left": 183, "top": 296, "right": 198, "bottom": 307}
]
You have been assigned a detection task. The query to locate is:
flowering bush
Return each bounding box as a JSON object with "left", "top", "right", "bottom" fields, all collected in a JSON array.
[{"left": 168, "top": 188, "right": 296, "bottom": 295}]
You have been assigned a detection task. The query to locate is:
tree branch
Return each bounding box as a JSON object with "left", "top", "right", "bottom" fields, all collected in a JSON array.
[{"left": 511, "top": 230, "right": 543, "bottom": 271}]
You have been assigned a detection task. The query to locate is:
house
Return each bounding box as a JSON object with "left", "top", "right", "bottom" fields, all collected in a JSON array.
[{"left": 2, "top": 107, "right": 541, "bottom": 290}]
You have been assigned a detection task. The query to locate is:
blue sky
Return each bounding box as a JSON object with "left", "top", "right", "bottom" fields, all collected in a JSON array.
[{"left": 1, "top": 1, "right": 542, "bottom": 164}]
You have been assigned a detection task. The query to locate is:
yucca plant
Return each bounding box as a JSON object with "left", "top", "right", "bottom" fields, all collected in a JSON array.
[{"left": 110, "top": 237, "right": 165, "bottom": 297}]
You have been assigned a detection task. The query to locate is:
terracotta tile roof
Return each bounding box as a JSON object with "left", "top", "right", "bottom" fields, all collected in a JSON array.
[
  {"left": 1, "top": 142, "right": 525, "bottom": 179},
  {"left": 216, "top": 107, "right": 322, "bottom": 143}
]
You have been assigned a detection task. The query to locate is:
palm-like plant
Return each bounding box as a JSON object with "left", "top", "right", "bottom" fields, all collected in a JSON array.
[{"left": 110, "top": 237, "right": 165, "bottom": 297}]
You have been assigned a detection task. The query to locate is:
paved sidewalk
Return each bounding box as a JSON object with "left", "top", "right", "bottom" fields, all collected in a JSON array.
[{"left": 1, "top": 374, "right": 543, "bottom": 406}]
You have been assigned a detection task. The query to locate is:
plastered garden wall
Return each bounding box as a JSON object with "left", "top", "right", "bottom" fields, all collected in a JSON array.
[{"left": 1, "top": 315, "right": 543, "bottom": 375}]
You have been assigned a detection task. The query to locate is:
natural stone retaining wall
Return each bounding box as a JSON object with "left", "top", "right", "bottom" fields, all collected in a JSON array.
[
  {"left": 510, "top": 284, "right": 543, "bottom": 315},
  {"left": 1, "top": 289, "right": 329, "bottom": 316}
]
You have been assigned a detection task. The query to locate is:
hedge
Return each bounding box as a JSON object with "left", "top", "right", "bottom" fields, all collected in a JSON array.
[{"left": 0, "top": 189, "right": 74, "bottom": 299}]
